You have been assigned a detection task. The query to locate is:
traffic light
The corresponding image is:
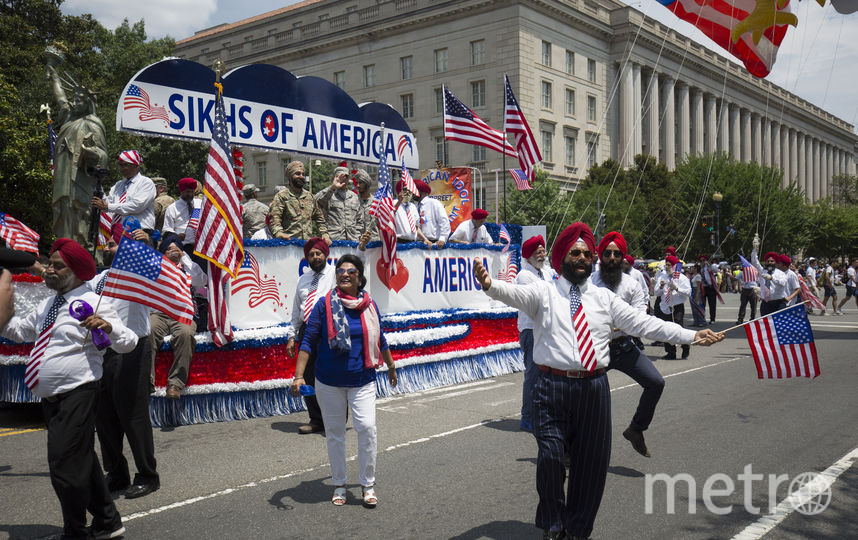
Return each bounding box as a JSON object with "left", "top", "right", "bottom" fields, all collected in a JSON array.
[
  {"left": 701, "top": 215, "right": 713, "bottom": 232},
  {"left": 598, "top": 213, "right": 606, "bottom": 231}
]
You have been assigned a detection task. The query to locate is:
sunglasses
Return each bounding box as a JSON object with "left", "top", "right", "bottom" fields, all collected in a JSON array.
[
  {"left": 568, "top": 249, "right": 592, "bottom": 259},
  {"left": 602, "top": 249, "right": 623, "bottom": 259},
  {"left": 336, "top": 268, "right": 359, "bottom": 276}
]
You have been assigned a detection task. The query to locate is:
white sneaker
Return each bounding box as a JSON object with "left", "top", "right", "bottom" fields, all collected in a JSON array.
[
  {"left": 821, "top": 311, "right": 828, "bottom": 316},
  {"left": 835, "top": 310, "right": 844, "bottom": 315}
]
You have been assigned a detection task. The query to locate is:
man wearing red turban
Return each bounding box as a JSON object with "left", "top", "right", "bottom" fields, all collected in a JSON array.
[
  {"left": 393, "top": 180, "right": 429, "bottom": 244},
  {"left": 474, "top": 223, "right": 723, "bottom": 539},
  {"left": 1, "top": 239, "right": 138, "bottom": 539},
  {"left": 92, "top": 150, "right": 157, "bottom": 233},
  {"left": 654, "top": 255, "right": 693, "bottom": 360},
  {"left": 750, "top": 241, "right": 789, "bottom": 316},
  {"left": 163, "top": 177, "right": 203, "bottom": 254},
  {"left": 448, "top": 208, "right": 493, "bottom": 245},
  {"left": 414, "top": 180, "right": 450, "bottom": 249}
]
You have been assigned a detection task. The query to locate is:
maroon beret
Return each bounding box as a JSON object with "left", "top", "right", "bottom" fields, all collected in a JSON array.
[
  {"left": 303, "top": 237, "right": 329, "bottom": 259},
  {"left": 50, "top": 238, "right": 96, "bottom": 281},
  {"left": 471, "top": 208, "right": 488, "bottom": 220},
  {"left": 550, "top": 222, "right": 596, "bottom": 274},
  {"left": 597, "top": 231, "right": 627, "bottom": 258},
  {"left": 665, "top": 255, "right": 679, "bottom": 266},
  {"left": 178, "top": 177, "right": 197, "bottom": 192},
  {"left": 415, "top": 180, "right": 431, "bottom": 194},
  {"left": 522, "top": 235, "right": 545, "bottom": 260}
]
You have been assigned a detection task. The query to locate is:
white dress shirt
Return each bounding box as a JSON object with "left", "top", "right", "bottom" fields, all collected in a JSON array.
[
  {"left": 163, "top": 197, "right": 203, "bottom": 245},
  {"left": 654, "top": 271, "right": 692, "bottom": 314},
  {"left": 1, "top": 284, "right": 138, "bottom": 398},
  {"left": 393, "top": 201, "right": 420, "bottom": 241},
  {"left": 701, "top": 263, "right": 720, "bottom": 287},
  {"left": 785, "top": 269, "right": 801, "bottom": 305},
  {"left": 88, "top": 270, "right": 151, "bottom": 337},
  {"left": 418, "top": 197, "right": 451, "bottom": 243},
  {"left": 515, "top": 260, "right": 556, "bottom": 332},
  {"left": 449, "top": 219, "right": 493, "bottom": 244},
  {"left": 106, "top": 172, "right": 157, "bottom": 230},
  {"left": 628, "top": 266, "right": 650, "bottom": 299},
  {"left": 287, "top": 264, "right": 336, "bottom": 340},
  {"left": 485, "top": 275, "right": 696, "bottom": 371},
  {"left": 751, "top": 249, "right": 788, "bottom": 300},
  {"left": 250, "top": 227, "right": 273, "bottom": 240},
  {"left": 179, "top": 254, "right": 207, "bottom": 290},
  {"left": 592, "top": 270, "right": 649, "bottom": 338}
]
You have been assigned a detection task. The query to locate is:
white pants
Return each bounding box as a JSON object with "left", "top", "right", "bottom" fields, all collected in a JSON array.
[{"left": 315, "top": 379, "right": 377, "bottom": 487}]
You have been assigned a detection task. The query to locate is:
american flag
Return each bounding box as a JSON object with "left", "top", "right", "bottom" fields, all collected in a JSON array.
[
  {"left": 499, "top": 253, "right": 518, "bottom": 282},
  {"left": 797, "top": 276, "right": 825, "bottom": 310},
  {"left": 504, "top": 75, "right": 543, "bottom": 181},
  {"left": 369, "top": 146, "right": 398, "bottom": 279},
  {"left": 443, "top": 85, "right": 517, "bottom": 158},
  {"left": 499, "top": 223, "right": 511, "bottom": 254},
  {"left": 0, "top": 213, "right": 39, "bottom": 254},
  {"left": 745, "top": 304, "right": 820, "bottom": 379},
  {"left": 739, "top": 254, "right": 760, "bottom": 284},
  {"left": 187, "top": 205, "right": 201, "bottom": 233},
  {"left": 48, "top": 118, "right": 57, "bottom": 174},
  {"left": 102, "top": 236, "right": 195, "bottom": 326},
  {"left": 124, "top": 84, "right": 172, "bottom": 124},
  {"left": 194, "top": 84, "right": 244, "bottom": 346},
  {"left": 658, "top": 0, "right": 792, "bottom": 78},
  {"left": 97, "top": 211, "right": 113, "bottom": 250},
  {"left": 400, "top": 164, "right": 420, "bottom": 197},
  {"left": 664, "top": 261, "right": 682, "bottom": 304},
  {"left": 231, "top": 252, "right": 282, "bottom": 308},
  {"left": 508, "top": 168, "right": 533, "bottom": 191}
]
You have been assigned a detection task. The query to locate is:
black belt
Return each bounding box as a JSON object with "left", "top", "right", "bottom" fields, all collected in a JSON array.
[
  {"left": 610, "top": 336, "right": 630, "bottom": 345},
  {"left": 538, "top": 365, "right": 606, "bottom": 379}
]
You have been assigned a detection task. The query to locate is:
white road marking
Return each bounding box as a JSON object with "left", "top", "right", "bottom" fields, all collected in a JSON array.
[
  {"left": 376, "top": 378, "right": 497, "bottom": 404},
  {"left": 731, "top": 445, "right": 858, "bottom": 540},
  {"left": 413, "top": 382, "right": 514, "bottom": 403}
]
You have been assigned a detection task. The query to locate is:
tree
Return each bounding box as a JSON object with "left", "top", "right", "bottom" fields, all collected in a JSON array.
[{"left": 501, "top": 170, "right": 573, "bottom": 245}]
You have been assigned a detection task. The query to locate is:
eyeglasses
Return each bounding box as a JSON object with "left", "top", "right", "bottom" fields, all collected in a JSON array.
[
  {"left": 336, "top": 268, "right": 358, "bottom": 276},
  {"left": 602, "top": 249, "right": 623, "bottom": 259},
  {"left": 568, "top": 249, "right": 592, "bottom": 259}
]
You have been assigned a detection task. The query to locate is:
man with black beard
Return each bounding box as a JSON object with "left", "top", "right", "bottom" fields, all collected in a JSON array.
[
  {"left": 591, "top": 232, "right": 663, "bottom": 458},
  {"left": 750, "top": 242, "right": 789, "bottom": 316},
  {"left": 474, "top": 223, "right": 723, "bottom": 540},
  {"left": 268, "top": 161, "right": 331, "bottom": 244},
  {"left": 286, "top": 237, "right": 336, "bottom": 434}
]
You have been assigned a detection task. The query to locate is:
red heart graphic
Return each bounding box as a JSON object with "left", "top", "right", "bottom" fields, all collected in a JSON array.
[{"left": 376, "top": 257, "right": 409, "bottom": 293}]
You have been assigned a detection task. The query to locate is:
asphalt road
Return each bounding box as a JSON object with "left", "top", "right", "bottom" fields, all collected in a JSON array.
[{"left": 1, "top": 294, "right": 857, "bottom": 539}]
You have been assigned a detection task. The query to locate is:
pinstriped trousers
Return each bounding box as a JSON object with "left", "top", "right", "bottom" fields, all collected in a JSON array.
[{"left": 533, "top": 369, "right": 611, "bottom": 537}]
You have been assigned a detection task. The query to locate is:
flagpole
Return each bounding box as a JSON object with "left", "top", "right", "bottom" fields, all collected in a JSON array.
[
  {"left": 502, "top": 133, "right": 506, "bottom": 223},
  {"left": 691, "top": 300, "right": 809, "bottom": 345}
]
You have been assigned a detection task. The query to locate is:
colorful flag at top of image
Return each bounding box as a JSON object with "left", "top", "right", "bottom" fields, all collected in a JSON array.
[
  {"left": 504, "top": 75, "right": 542, "bottom": 181},
  {"left": 739, "top": 254, "right": 759, "bottom": 284},
  {"left": 0, "top": 213, "right": 40, "bottom": 255},
  {"left": 508, "top": 168, "right": 533, "bottom": 191},
  {"left": 499, "top": 223, "right": 511, "bottom": 254},
  {"left": 124, "top": 84, "right": 172, "bottom": 124},
  {"left": 102, "top": 236, "right": 195, "bottom": 326},
  {"left": 369, "top": 146, "right": 398, "bottom": 279},
  {"left": 400, "top": 164, "right": 419, "bottom": 197},
  {"left": 194, "top": 82, "right": 244, "bottom": 346},
  {"left": 443, "top": 85, "right": 517, "bottom": 158},
  {"left": 744, "top": 304, "right": 820, "bottom": 379}
]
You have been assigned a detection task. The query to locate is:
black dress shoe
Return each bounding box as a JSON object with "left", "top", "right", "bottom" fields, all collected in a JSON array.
[
  {"left": 662, "top": 354, "right": 677, "bottom": 360},
  {"left": 125, "top": 478, "right": 160, "bottom": 499},
  {"left": 623, "top": 427, "right": 651, "bottom": 457}
]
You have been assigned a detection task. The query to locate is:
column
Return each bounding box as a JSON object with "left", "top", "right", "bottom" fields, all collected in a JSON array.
[
  {"left": 815, "top": 139, "right": 822, "bottom": 201},
  {"left": 730, "top": 105, "right": 741, "bottom": 159},
  {"left": 705, "top": 95, "right": 717, "bottom": 154},
  {"left": 718, "top": 100, "right": 729, "bottom": 153},
  {"left": 752, "top": 114, "right": 762, "bottom": 163},
  {"left": 647, "top": 72, "right": 660, "bottom": 162},
  {"left": 692, "top": 88, "right": 704, "bottom": 154},
  {"left": 834, "top": 148, "right": 841, "bottom": 178},
  {"left": 633, "top": 63, "right": 642, "bottom": 158},
  {"left": 789, "top": 129, "right": 798, "bottom": 187},
  {"left": 663, "top": 76, "right": 676, "bottom": 170},
  {"left": 778, "top": 125, "right": 789, "bottom": 186},
  {"left": 797, "top": 133, "right": 806, "bottom": 197},
  {"left": 619, "top": 62, "right": 634, "bottom": 167},
  {"left": 678, "top": 83, "right": 690, "bottom": 160},
  {"left": 826, "top": 144, "right": 833, "bottom": 198},
  {"left": 741, "top": 110, "right": 752, "bottom": 163},
  {"left": 772, "top": 122, "right": 781, "bottom": 178},
  {"left": 810, "top": 137, "right": 818, "bottom": 202},
  {"left": 762, "top": 118, "right": 772, "bottom": 167}
]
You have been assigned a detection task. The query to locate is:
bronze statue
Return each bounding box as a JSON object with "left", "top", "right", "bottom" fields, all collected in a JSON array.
[{"left": 45, "top": 45, "right": 108, "bottom": 245}]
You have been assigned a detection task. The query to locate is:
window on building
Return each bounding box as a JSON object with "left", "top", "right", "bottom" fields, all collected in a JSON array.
[
  {"left": 541, "top": 130, "right": 553, "bottom": 162},
  {"left": 472, "top": 145, "right": 486, "bottom": 162},
  {"left": 334, "top": 71, "right": 345, "bottom": 89},
  {"left": 587, "top": 59, "right": 596, "bottom": 82},
  {"left": 474, "top": 186, "right": 486, "bottom": 209},
  {"left": 363, "top": 64, "right": 375, "bottom": 88},
  {"left": 256, "top": 161, "right": 267, "bottom": 186},
  {"left": 471, "top": 80, "right": 486, "bottom": 108},
  {"left": 434, "top": 88, "right": 444, "bottom": 114},
  {"left": 400, "top": 56, "right": 413, "bottom": 80},
  {"left": 401, "top": 94, "right": 414, "bottom": 119},
  {"left": 541, "top": 41, "right": 551, "bottom": 67},
  {"left": 587, "top": 140, "right": 597, "bottom": 168},
  {"left": 565, "top": 89, "right": 575, "bottom": 116},
  {"left": 565, "top": 136, "right": 576, "bottom": 167},
  {"left": 541, "top": 81, "right": 552, "bottom": 109},
  {"left": 470, "top": 40, "right": 485, "bottom": 66},
  {"left": 435, "top": 136, "right": 449, "bottom": 164},
  {"left": 587, "top": 95, "right": 597, "bottom": 122},
  {"left": 435, "top": 48, "right": 448, "bottom": 73},
  {"left": 565, "top": 50, "right": 574, "bottom": 75}
]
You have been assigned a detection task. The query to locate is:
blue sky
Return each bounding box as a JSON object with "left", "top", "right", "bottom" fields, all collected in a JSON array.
[{"left": 61, "top": 0, "right": 858, "bottom": 126}]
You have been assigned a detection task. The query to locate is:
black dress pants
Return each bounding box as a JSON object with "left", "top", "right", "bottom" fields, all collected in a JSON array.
[
  {"left": 738, "top": 288, "right": 758, "bottom": 322},
  {"left": 296, "top": 323, "right": 324, "bottom": 427},
  {"left": 702, "top": 285, "right": 718, "bottom": 321},
  {"left": 663, "top": 304, "right": 690, "bottom": 357}
]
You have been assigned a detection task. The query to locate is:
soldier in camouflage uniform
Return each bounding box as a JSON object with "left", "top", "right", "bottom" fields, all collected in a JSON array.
[
  {"left": 241, "top": 184, "right": 269, "bottom": 238},
  {"left": 356, "top": 169, "right": 379, "bottom": 250},
  {"left": 314, "top": 167, "right": 365, "bottom": 242},
  {"left": 152, "top": 177, "right": 174, "bottom": 232},
  {"left": 268, "top": 161, "right": 330, "bottom": 243}
]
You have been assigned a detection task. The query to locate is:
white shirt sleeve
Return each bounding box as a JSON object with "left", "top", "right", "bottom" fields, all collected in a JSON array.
[{"left": 107, "top": 175, "right": 156, "bottom": 218}]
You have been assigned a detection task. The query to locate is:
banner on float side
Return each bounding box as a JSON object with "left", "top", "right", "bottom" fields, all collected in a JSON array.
[
  {"left": 228, "top": 244, "right": 515, "bottom": 329},
  {"left": 117, "top": 59, "right": 419, "bottom": 168},
  {"left": 420, "top": 167, "right": 473, "bottom": 233}
]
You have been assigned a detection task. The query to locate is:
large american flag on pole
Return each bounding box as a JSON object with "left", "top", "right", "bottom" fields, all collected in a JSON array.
[
  {"left": 504, "top": 75, "right": 542, "bottom": 181},
  {"left": 194, "top": 82, "right": 244, "bottom": 346},
  {"left": 443, "top": 85, "right": 517, "bottom": 158},
  {"left": 0, "top": 213, "right": 40, "bottom": 255},
  {"left": 369, "top": 145, "right": 398, "bottom": 279},
  {"left": 102, "top": 236, "right": 195, "bottom": 326},
  {"left": 744, "top": 304, "right": 819, "bottom": 379}
]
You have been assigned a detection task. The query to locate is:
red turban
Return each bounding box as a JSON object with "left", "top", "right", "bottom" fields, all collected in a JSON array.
[
  {"left": 50, "top": 239, "right": 96, "bottom": 281},
  {"left": 395, "top": 180, "right": 405, "bottom": 194},
  {"left": 624, "top": 255, "right": 635, "bottom": 265},
  {"left": 697, "top": 254, "right": 709, "bottom": 261},
  {"left": 178, "top": 177, "right": 197, "bottom": 192},
  {"left": 550, "top": 222, "right": 596, "bottom": 274},
  {"left": 778, "top": 254, "right": 791, "bottom": 265},
  {"left": 415, "top": 180, "right": 431, "bottom": 194},
  {"left": 597, "top": 231, "right": 627, "bottom": 258},
  {"left": 303, "top": 237, "right": 329, "bottom": 259},
  {"left": 471, "top": 209, "right": 488, "bottom": 220},
  {"left": 763, "top": 251, "right": 779, "bottom": 262},
  {"left": 522, "top": 235, "right": 545, "bottom": 259},
  {"left": 665, "top": 255, "right": 679, "bottom": 266},
  {"left": 665, "top": 246, "right": 677, "bottom": 256}
]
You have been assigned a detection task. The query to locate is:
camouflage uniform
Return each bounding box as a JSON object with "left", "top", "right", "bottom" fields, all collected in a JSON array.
[
  {"left": 241, "top": 198, "right": 269, "bottom": 238},
  {"left": 358, "top": 197, "right": 379, "bottom": 242},
  {"left": 314, "top": 186, "right": 365, "bottom": 242},
  {"left": 268, "top": 187, "right": 329, "bottom": 240},
  {"left": 154, "top": 193, "right": 175, "bottom": 232}
]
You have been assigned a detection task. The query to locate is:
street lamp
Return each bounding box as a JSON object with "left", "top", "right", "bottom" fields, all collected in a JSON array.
[
  {"left": 308, "top": 158, "right": 322, "bottom": 192},
  {"left": 712, "top": 191, "right": 723, "bottom": 259}
]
